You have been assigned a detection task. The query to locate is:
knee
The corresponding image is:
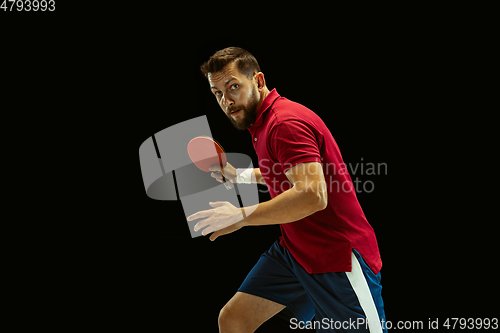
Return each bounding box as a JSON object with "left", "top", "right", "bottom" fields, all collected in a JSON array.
[
  {"left": 218, "top": 305, "right": 237, "bottom": 329},
  {"left": 218, "top": 304, "right": 247, "bottom": 333}
]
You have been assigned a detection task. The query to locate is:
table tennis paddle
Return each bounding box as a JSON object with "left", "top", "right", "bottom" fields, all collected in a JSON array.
[{"left": 187, "top": 136, "right": 234, "bottom": 190}]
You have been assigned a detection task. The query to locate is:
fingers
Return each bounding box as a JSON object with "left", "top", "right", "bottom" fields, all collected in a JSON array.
[
  {"left": 187, "top": 209, "right": 214, "bottom": 222},
  {"left": 206, "top": 226, "right": 229, "bottom": 240},
  {"left": 208, "top": 164, "right": 222, "bottom": 172},
  {"left": 195, "top": 220, "right": 222, "bottom": 235},
  {"left": 211, "top": 172, "right": 224, "bottom": 183},
  {"left": 190, "top": 201, "right": 238, "bottom": 238},
  {"left": 209, "top": 201, "right": 228, "bottom": 207},
  {"left": 201, "top": 225, "right": 217, "bottom": 236},
  {"left": 209, "top": 228, "right": 231, "bottom": 241},
  {"left": 209, "top": 230, "right": 220, "bottom": 241},
  {"left": 190, "top": 203, "right": 228, "bottom": 231},
  {"left": 193, "top": 220, "right": 207, "bottom": 232},
  {"left": 209, "top": 224, "right": 240, "bottom": 241}
]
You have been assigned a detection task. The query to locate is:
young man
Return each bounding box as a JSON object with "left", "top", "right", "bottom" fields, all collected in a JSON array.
[{"left": 187, "top": 47, "right": 386, "bottom": 333}]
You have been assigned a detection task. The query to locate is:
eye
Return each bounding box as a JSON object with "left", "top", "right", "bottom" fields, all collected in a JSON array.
[
  {"left": 214, "top": 91, "right": 222, "bottom": 96},
  {"left": 230, "top": 84, "right": 239, "bottom": 90}
]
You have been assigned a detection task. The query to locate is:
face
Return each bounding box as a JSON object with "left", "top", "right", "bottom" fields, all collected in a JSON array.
[{"left": 208, "top": 63, "right": 261, "bottom": 130}]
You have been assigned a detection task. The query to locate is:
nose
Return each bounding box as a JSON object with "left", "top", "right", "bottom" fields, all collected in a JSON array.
[{"left": 221, "top": 94, "right": 234, "bottom": 109}]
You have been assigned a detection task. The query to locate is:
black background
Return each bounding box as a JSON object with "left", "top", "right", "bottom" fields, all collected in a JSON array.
[{"left": 2, "top": 4, "right": 496, "bottom": 332}]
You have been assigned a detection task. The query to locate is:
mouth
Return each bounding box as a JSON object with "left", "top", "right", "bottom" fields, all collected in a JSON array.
[{"left": 230, "top": 110, "right": 241, "bottom": 117}]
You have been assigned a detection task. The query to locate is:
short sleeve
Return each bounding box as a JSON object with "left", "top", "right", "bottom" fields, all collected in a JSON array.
[{"left": 269, "top": 120, "right": 322, "bottom": 174}]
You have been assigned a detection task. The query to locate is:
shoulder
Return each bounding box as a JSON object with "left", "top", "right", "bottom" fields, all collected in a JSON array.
[{"left": 267, "top": 97, "right": 325, "bottom": 137}]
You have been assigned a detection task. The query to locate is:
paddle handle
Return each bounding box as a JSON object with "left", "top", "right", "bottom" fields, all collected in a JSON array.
[
  {"left": 221, "top": 174, "right": 234, "bottom": 190},
  {"left": 216, "top": 168, "right": 234, "bottom": 190},
  {"left": 223, "top": 181, "right": 233, "bottom": 190}
]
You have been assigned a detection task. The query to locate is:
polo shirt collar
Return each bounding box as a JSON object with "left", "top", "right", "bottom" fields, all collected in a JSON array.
[{"left": 248, "top": 88, "right": 280, "bottom": 130}]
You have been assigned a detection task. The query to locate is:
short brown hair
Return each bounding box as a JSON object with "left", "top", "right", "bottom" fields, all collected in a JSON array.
[{"left": 200, "top": 47, "right": 261, "bottom": 79}]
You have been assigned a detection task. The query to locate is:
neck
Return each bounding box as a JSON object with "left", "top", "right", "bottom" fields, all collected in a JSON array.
[{"left": 257, "top": 86, "right": 271, "bottom": 111}]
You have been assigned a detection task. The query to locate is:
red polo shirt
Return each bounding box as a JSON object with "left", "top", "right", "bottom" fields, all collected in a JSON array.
[{"left": 247, "top": 89, "right": 382, "bottom": 274}]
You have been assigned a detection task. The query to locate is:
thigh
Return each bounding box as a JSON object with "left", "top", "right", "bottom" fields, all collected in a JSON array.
[
  {"left": 221, "top": 291, "right": 286, "bottom": 331},
  {"left": 295, "top": 250, "right": 386, "bottom": 333},
  {"left": 238, "top": 240, "right": 316, "bottom": 322}
]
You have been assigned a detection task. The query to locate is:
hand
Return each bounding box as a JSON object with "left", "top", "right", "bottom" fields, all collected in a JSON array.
[
  {"left": 209, "top": 162, "right": 237, "bottom": 184},
  {"left": 187, "top": 201, "right": 246, "bottom": 240},
  {"left": 208, "top": 222, "right": 244, "bottom": 241}
]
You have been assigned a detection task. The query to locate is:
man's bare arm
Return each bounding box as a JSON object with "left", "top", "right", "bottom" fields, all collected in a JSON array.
[
  {"left": 243, "top": 162, "right": 327, "bottom": 226},
  {"left": 252, "top": 168, "right": 266, "bottom": 185}
]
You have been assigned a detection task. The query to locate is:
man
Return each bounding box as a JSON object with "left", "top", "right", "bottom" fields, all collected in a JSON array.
[{"left": 187, "top": 47, "right": 386, "bottom": 333}]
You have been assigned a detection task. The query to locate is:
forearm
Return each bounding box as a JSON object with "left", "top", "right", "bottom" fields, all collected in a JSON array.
[
  {"left": 252, "top": 168, "right": 266, "bottom": 185},
  {"left": 242, "top": 186, "right": 324, "bottom": 226}
]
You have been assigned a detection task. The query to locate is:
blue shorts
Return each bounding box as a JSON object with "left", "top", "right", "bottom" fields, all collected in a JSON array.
[{"left": 238, "top": 240, "right": 387, "bottom": 332}]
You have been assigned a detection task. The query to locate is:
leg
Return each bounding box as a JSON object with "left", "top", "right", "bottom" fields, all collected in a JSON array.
[
  {"left": 293, "top": 249, "right": 386, "bottom": 333},
  {"left": 218, "top": 291, "right": 285, "bottom": 333}
]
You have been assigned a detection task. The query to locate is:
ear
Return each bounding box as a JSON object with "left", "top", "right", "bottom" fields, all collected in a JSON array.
[{"left": 254, "top": 72, "right": 266, "bottom": 91}]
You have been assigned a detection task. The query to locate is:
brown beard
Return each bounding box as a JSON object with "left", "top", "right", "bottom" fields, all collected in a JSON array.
[{"left": 226, "top": 87, "right": 260, "bottom": 131}]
